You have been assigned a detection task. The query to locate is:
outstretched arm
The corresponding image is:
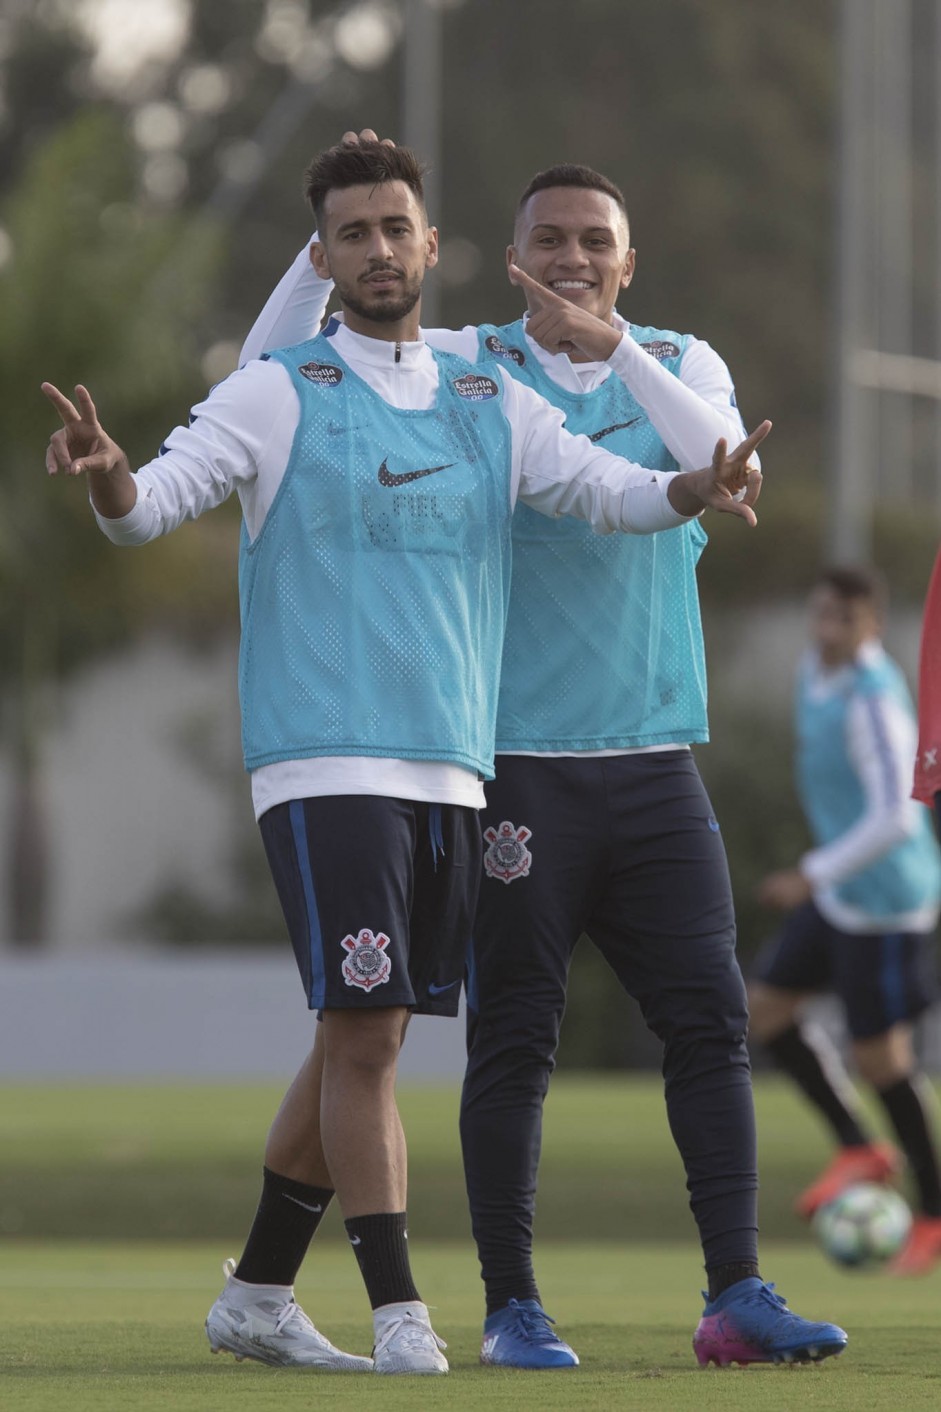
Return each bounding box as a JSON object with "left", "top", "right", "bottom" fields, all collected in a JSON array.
[{"left": 41, "top": 382, "right": 136, "bottom": 519}]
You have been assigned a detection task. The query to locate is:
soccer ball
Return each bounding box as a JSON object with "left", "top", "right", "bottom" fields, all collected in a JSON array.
[{"left": 812, "top": 1182, "right": 912, "bottom": 1268}]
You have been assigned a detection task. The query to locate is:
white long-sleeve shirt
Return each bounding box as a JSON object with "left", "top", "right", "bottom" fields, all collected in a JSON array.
[
  {"left": 97, "top": 318, "right": 692, "bottom": 817},
  {"left": 799, "top": 643, "right": 936, "bottom": 932}
]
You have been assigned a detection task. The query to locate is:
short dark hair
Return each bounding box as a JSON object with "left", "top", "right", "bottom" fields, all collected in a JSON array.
[
  {"left": 816, "top": 564, "right": 888, "bottom": 611},
  {"left": 304, "top": 142, "right": 428, "bottom": 230},
  {"left": 516, "top": 163, "right": 629, "bottom": 231}
]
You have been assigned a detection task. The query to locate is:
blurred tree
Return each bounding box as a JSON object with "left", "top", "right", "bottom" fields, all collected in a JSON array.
[{"left": 0, "top": 107, "right": 227, "bottom": 944}]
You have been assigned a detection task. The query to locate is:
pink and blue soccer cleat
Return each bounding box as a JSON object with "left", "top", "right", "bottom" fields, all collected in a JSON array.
[{"left": 692, "top": 1278, "right": 847, "bottom": 1367}]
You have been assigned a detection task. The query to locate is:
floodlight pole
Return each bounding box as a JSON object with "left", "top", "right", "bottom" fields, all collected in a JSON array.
[
  {"left": 832, "top": 0, "right": 873, "bottom": 563},
  {"left": 403, "top": 0, "right": 443, "bottom": 326}
]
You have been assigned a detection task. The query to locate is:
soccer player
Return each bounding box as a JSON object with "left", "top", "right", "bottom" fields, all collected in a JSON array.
[
  {"left": 749, "top": 566, "right": 941, "bottom": 1276},
  {"left": 42, "top": 141, "right": 767, "bottom": 1376},
  {"left": 238, "top": 135, "right": 847, "bottom": 1369}
]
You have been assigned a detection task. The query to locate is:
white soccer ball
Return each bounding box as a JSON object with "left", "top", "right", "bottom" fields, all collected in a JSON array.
[{"left": 812, "top": 1182, "right": 912, "bottom": 1268}]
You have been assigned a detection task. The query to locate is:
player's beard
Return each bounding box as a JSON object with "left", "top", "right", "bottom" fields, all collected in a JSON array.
[{"left": 338, "top": 269, "right": 423, "bottom": 325}]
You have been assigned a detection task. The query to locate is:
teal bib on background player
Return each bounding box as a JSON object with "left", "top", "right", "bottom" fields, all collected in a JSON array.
[
  {"left": 478, "top": 319, "right": 708, "bottom": 751},
  {"left": 239, "top": 334, "right": 512, "bottom": 777},
  {"left": 796, "top": 654, "right": 941, "bottom": 918}
]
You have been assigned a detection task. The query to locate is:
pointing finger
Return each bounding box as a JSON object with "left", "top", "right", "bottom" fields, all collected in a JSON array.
[{"left": 41, "top": 381, "right": 80, "bottom": 424}]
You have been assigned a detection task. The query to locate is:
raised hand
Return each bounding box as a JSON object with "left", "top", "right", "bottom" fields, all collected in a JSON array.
[
  {"left": 41, "top": 382, "right": 128, "bottom": 479},
  {"left": 340, "top": 128, "right": 396, "bottom": 148},
  {"left": 508, "top": 263, "right": 621, "bottom": 361},
  {"left": 668, "top": 420, "right": 770, "bottom": 526}
]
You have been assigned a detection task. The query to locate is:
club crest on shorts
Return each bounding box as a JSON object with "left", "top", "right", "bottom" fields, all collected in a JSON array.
[
  {"left": 340, "top": 929, "right": 392, "bottom": 991},
  {"left": 482, "top": 820, "right": 532, "bottom": 884}
]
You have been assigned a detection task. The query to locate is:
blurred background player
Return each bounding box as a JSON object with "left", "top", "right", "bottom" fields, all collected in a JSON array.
[
  {"left": 241, "top": 136, "right": 847, "bottom": 1369},
  {"left": 749, "top": 565, "right": 941, "bottom": 1276}
]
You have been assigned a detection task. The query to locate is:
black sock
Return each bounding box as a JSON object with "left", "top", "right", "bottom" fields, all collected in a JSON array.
[
  {"left": 706, "top": 1261, "right": 761, "bottom": 1301},
  {"left": 765, "top": 1024, "right": 870, "bottom": 1147},
  {"left": 877, "top": 1075, "right": 941, "bottom": 1217},
  {"left": 484, "top": 1276, "right": 542, "bottom": 1319},
  {"left": 235, "top": 1167, "right": 333, "bottom": 1286},
  {"left": 344, "top": 1212, "right": 420, "bottom": 1310}
]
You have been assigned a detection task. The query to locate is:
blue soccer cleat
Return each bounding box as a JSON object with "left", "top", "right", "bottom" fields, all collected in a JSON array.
[
  {"left": 692, "top": 1277, "right": 848, "bottom": 1367},
  {"left": 480, "top": 1298, "right": 579, "bottom": 1369}
]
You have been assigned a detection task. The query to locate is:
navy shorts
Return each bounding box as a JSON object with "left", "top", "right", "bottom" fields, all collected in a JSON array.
[
  {"left": 259, "top": 795, "right": 481, "bottom": 1015},
  {"left": 753, "top": 900, "right": 939, "bottom": 1040}
]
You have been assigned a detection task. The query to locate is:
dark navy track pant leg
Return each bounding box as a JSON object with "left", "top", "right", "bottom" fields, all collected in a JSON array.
[
  {"left": 585, "top": 754, "right": 757, "bottom": 1269},
  {"left": 460, "top": 753, "right": 758, "bottom": 1305},
  {"left": 462, "top": 759, "right": 605, "bottom": 1304}
]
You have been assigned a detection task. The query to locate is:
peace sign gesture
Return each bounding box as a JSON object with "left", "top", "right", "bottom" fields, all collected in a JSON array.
[
  {"left": 41, "top": 382, "right": 127, "bottom": 478},
  {"left": 42, "top": 381, "right": 136, "bottom": 519}
]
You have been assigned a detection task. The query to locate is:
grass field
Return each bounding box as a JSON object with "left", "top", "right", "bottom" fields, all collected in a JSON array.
[{"left": 3, "top": 1076, "right": 941, "bottom": 1410}]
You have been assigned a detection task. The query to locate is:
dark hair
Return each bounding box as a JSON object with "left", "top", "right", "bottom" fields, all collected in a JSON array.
[
  {"left": 304, "top": 142, "right": 428, "bottom": 230},
  {"left": 816, "top": 564, "right": 888, "bottom": 611},
  {"left": 516, "top": 163, "right": 629, "bottom": 230}
]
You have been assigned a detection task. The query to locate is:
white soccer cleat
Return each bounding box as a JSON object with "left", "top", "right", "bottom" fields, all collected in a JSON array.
[
  {"left": 372, "top": 1301, "right": 449, "bottom": 1375},
  {"left": 205, "top": 1258, "right": 373, "bottom": 1371}
]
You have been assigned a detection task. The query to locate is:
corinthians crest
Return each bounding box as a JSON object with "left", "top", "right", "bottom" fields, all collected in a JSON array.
[
  {"left": 482, "top": 820, "right": 533, "bottom": 884},
  {"left": 340, "top": 929, "right": 392, "bottom": 991}
]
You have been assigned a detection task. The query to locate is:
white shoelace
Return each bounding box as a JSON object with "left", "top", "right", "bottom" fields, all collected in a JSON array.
[
  {"left": 374, "top": 1314, "right": 447, "bottom": 1357},
  {"left": 272, "top": 1301, "right": 319, "bottom": 1338}
]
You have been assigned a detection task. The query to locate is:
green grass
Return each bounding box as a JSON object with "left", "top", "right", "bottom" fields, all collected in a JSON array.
[
  {"left": 0, "top": 1074, "right": 890, "bottom": 1241},
  {"left": 4, "top": 1240, "right": 941, "bottom": 1411},
  {"left": 3, "top": 1076, "right": 941, "bottom": 1409}
]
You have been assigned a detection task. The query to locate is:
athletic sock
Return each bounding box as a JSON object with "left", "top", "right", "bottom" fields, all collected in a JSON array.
[
  {"left": 344, "top": 1212, "right": 421, "bottom": 1309},
  {"left": 234, "top": 1167, "right": 333, "bottom": 1286},
  {"left": 877, "top": 1075, "right": 941, "bottom": 1217},
  {"left": 765, "top": 1023, "right": 870, "bottom": 1147},
  {"left": 706, "top": 1261, "right": 761, "bottom": 1301},
  {"left": 484, "top": 1275, "right": 542, "bottom": 1318}
]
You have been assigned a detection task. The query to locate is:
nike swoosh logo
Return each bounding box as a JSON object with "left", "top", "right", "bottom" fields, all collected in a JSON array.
[
  {"left": 428, "top": 979, "right": 460, "bottom": 996},
  {"left": 588, "top": 417, "right": 642, "bottom": 443},
  {"left": 349, "top": 1235, "right": 362, "bottom": 1246},
  {"left": 378, "top": 459, "right": 455, "bottom": 487},
  {"left": 283, "top": 1194, "right": 323, "bottom": 1214}
]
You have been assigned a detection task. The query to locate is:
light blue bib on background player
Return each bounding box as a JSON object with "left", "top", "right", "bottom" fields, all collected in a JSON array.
[
  {"left": 477, "top": 319, "right": 708, "bottom": 751},
  {"left": 239, "top": 334, "right": 512, "bottom": 777},
  {"left": 796, "top": 654, "right": 941, "bottom": 918}
]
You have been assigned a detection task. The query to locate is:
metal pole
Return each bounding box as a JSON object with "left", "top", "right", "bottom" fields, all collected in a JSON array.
[
  {"left": 832, "top": 0, "right": 874, "bottom": 562},
  {"left": 403, "top": 0, "right": 442, "bottom": 326},
  {"left": 876, "top": 0, "right": 914, "bottom": 502}
]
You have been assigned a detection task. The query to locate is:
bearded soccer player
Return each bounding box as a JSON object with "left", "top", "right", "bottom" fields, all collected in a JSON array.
[
  {"left": 235, "top": 133, "right": 846, "bottom": 1369},
  {"left": 43, "top": 140, "right": 768, "bottom": 1377}
]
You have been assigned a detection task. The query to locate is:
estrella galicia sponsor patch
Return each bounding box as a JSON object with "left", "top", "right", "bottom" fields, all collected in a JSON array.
[
  {"left": 298, "top": 361, "right": 344, "bottom": 386},
  {"left": 340, "top": 928, "right": 392, "bottom": 991},
  {"left": 452, "top": 373, "right": 499, "bottom": 401},
  {"left": 640, "top": 340, "right": 680, "bottom": 361},
  {"left": 484, "top": 334, "right": 526, "bottom": 366},
  {"left": 482, "top": 820, "right": 532, "bottom": 884}
]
